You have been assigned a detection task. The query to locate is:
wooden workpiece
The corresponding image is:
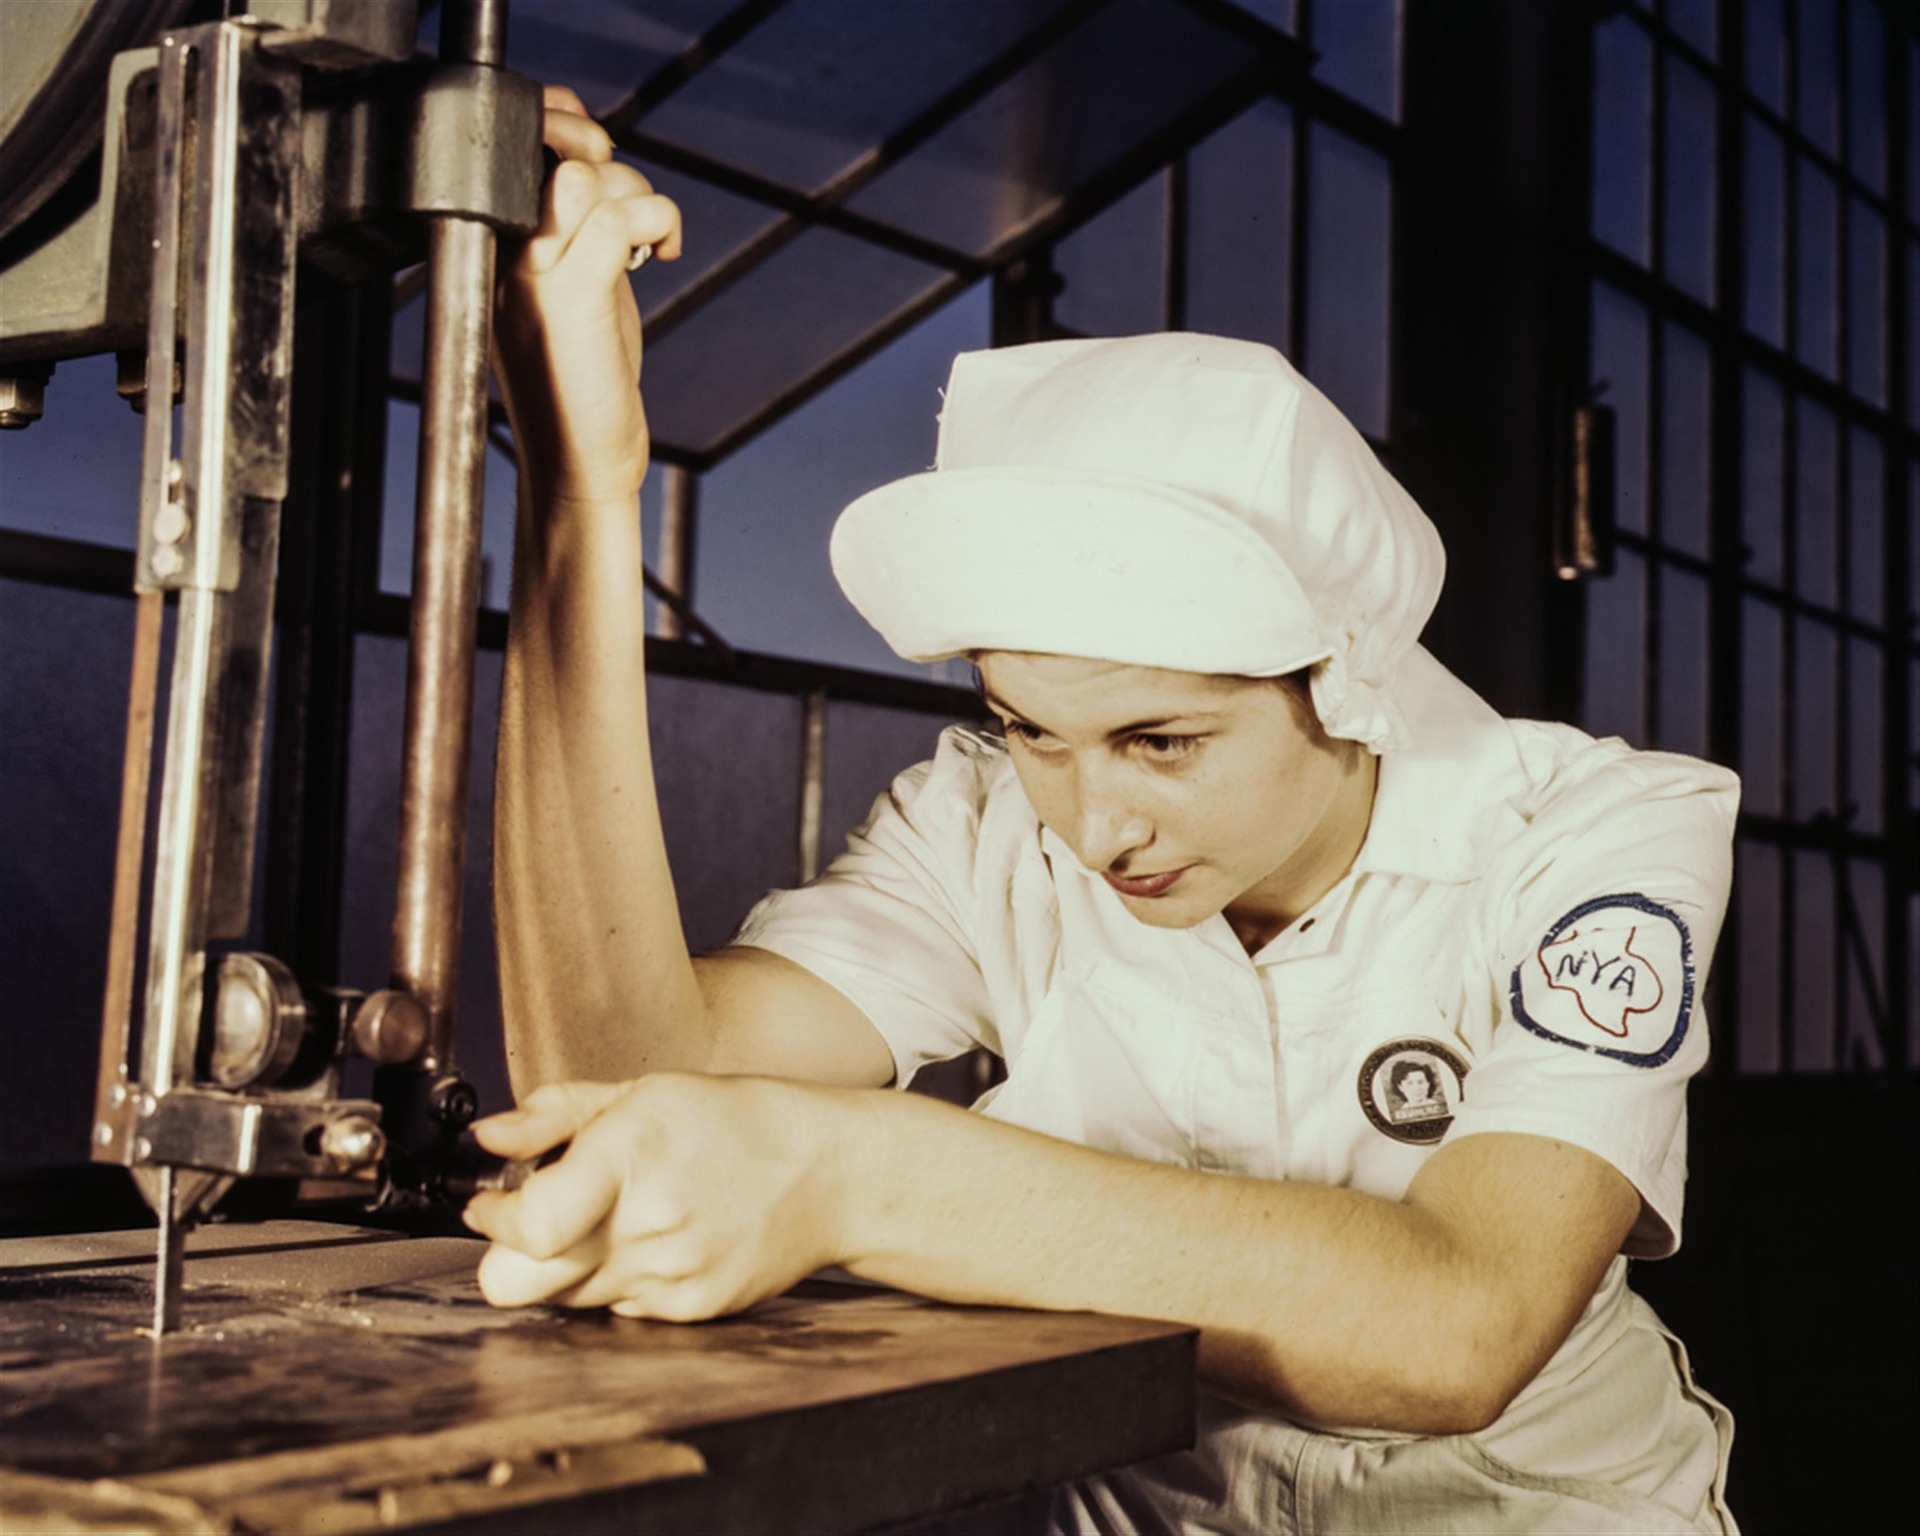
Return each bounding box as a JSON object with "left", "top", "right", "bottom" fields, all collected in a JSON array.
[{"left": 0, "top": 1221, "right": 1196, "bottom": 1534}]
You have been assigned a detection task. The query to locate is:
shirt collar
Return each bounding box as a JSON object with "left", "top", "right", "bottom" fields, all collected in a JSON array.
[{"left": 1350, "top": 647, "right": 1530, "bottom": 884}]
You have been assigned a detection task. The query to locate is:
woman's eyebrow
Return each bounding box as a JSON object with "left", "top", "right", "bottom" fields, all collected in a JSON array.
[
  {"left": 980, "top": 691, "right": 1035, "bottom": 725},
  {"left": 981, "top": 692, "right": 1225, "bottom": 738},
  {"left": 1104, "top": 712, "right": 1224, "bottom": 737}
]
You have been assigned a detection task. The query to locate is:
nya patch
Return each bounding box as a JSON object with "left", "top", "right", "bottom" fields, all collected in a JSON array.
[{"left": 1510, "top": 893, "right": 1694, "bottom": 1067}]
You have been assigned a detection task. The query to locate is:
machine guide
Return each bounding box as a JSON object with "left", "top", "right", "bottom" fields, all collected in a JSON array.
[{"left": 0, "top": 0, "right": 544, "bottom": 1333}]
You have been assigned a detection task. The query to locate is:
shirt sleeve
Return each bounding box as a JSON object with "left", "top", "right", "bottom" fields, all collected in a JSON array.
[
  {"left": 1444, "top": 738, "right": 1740, "bottom": 1257},
  {"left": 730, "top": 727, "right": 1005, "bottom": 1088}
]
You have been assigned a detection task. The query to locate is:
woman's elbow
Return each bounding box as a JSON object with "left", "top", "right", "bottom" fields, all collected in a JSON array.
[
  {"left": 1420, "top": 1366, "right": 1521, "bottom": 1435},
  {"left": 1198, "top": 1327, "right": 1535, "bottom": 1436},
  {"left": 1384, "top": 1311, "right": 1544, "bottom": 1433}
]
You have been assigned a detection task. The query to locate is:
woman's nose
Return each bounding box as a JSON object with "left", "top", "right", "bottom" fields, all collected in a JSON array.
[{"left": 1073, "top": 786, "right": 1154, "bottom": 871}]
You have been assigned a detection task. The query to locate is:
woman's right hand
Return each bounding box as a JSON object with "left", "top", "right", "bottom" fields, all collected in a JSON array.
[{"left": 493, "top": 85, "right": 683, "bottom": 511}]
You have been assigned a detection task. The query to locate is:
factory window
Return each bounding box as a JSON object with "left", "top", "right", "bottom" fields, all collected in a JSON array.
[
  {"left": 1580, "top": 0, "right": 1916, "bottom": 1073},
  {"left": 7, "top": 0, "right": 1909, "bottom": 1131},
  {"left": 371, "top": 0, "right": 1398, "bottom": 680},
  {"left": 365, "top": 0, "right": 1398, "bottom": 1105},
  {"left": 1054, "top": 0, "right": 1399, "bottom": 441}
]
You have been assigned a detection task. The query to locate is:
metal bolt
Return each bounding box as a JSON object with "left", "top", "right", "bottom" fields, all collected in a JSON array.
[
  {"left": 94, "top": 1124, "right": 114, "bottom": 1147},
  {"left": 151, "top": 545, "right": 184, "bottom": 579},
  {"left": 154, "top": 493, "right": 189, "bottom": 550},
  {"left": 429, "top": 1076, "right": 479, "bottom": 1128},
  {"left": 116, "top": 350, "right": 183, "bottom": 415},
  {"left": 0, "top": 374, "right": 47, "bottom": 429},
  {"left": 350, "top": 990, "right": 428, "bottom": 1066},
  {"left": 137, "top": 1093, "right": 157, "bottom": 1117},
  {"left": 133, "top": 1137, "right": 154, "bottom": 1161},
  {"left": 108, "top": 1083, "right": 128, "bottom": 1108},
  {"left": 318, "top": 1115, "right": 385, "bottom": 1171}
]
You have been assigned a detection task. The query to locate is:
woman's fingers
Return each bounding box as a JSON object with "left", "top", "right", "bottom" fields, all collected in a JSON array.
[
  {"left": 460, "top": 1167, "right": 610, "bottom": 1259},
  {"left": 471, "top": 1079, "right": 626, "bottom": 1158},
  {"left": 469, "top": 1159, "right": 713, "bottom": 1315},
  {"left": 542, "top": 87, "right": 612, "bottom": 163},
  {"left": 524, "top": 158, "right": 624, "bottom": 270},
  {"left": 463, "top": 1076, "right": 845, "bottom": 1327},
  {"left": 522, "top": 159, "right": 679, "bottom": 278},
  {"left": 522, "top": 88, "right": 683, "bottom": 279},
  {"left": 544, "top": 1231, "right": 706, "bottom": 1312},
  {"left": 608, "top": 1281, "right": 727, "bottom": 1324},
  {"left": 563, "top": 194, "right": 681, "bottom": 278},
  {"left": 465, "top": 1136, "right": 626, "bottom": 1259},
  {"left": 529, "top": 86, "right": 682, "bottom": 272},
  {"left": 475, "top": 1232, "right": 608, "bottom": 1308}
]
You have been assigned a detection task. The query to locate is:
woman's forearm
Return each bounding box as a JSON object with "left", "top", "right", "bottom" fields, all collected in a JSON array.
[
  {"left": 490, "top": 92, "right": 696, "bottom": 1095},
  {"left": 832, "top": 1091, "right": 1633, "bottom": 1433},
  {"left": 494, "top": 484, "right": 711, "bottom": 1092}
]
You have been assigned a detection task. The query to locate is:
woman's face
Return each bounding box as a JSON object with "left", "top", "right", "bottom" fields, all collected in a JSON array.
[
  {"left": 1397, "top": 1068, "right": 1434, "bottom": 1104},
  {"left": 976, "top": 651, "right": 1377, "bottom": 943}
]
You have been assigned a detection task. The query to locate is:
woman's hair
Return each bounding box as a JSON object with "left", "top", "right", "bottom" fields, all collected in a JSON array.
[
  {"left": 1271, "top": 666, "right": 1314, "bottom": 700},
  {"left": 967, "top": 654, "right": 1325, "bottom": 740},
  {"left": 1389, "top": 1059, "right": 1437, "bottom": 1099},
  {"left": 968, "top": 651, "right": 1316, "bottom": 693}
]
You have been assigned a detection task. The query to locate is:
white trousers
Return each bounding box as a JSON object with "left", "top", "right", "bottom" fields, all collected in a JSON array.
[{"left": 1052, "top": 1276, "right": 1735, "bottom": 1536}]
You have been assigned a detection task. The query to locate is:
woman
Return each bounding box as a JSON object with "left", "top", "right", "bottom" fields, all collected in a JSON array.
[{"left": 468, "top": 89, "right": 1737, "bottom": 1534}]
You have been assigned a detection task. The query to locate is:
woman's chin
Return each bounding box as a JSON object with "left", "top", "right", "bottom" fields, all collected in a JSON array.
[{"left": 1114, "top": 885, "right": 1219, "bottom": 930}]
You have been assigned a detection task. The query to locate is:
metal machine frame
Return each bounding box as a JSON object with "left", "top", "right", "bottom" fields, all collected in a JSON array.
[{"left": 0, "top": 0, "right": 541, "bottom": 1330}]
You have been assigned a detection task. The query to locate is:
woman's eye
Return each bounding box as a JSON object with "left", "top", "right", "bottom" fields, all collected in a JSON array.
[
  {"left": 1001, "top": 718, "right": 1052, "bottom": 747},
  {"left": 1133, "top": 733, "right": 1201, "bottom": 760}
]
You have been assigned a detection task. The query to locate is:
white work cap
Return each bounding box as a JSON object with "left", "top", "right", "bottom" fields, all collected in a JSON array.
[{"left": 830, "top": 333, "right": 1445, "bottom": 751}]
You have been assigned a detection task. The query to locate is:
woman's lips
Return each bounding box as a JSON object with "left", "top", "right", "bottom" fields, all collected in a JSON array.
[{"left": 1103, "top": 866, "right": 1189, "bottom": 898}]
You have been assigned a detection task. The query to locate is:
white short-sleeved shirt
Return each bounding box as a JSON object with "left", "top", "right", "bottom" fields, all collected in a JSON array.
[{"left": 734, "top": 646, "right": 1740, "bottom": 1534}]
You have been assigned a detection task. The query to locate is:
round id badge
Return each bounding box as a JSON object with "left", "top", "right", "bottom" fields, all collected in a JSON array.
[{"left": 1357, "top": 1038, "right": 1470, "bottom": 1145}]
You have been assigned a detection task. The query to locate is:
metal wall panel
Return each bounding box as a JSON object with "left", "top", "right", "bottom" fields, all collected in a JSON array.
[{"left": 0, "top": 580, "right": 138, "bottom": 1164}]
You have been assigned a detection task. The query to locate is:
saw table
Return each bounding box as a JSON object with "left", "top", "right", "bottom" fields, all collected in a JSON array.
[{"left": 0, "top": 1221, "right": 1196, "bottom": 1534}]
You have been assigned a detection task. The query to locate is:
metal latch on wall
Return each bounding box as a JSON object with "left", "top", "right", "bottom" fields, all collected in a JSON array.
[{"left": 1554, "top": 395, "right": 1617, "bottom": 582}]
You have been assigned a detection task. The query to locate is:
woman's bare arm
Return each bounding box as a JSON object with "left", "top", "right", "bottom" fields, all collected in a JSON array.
[
  {"left": 465, "top": 1077, "right": 1638, "bottom": 1433},
  {"left": 492, "top": 90, "right": 891, "bottom": 1095},
  {"left": 835, "top": 1104, "right": 1639, "bottom": 1431}
]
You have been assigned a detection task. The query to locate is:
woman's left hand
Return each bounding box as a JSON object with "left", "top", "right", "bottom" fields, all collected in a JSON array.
[{"left": 462, "top": 1073, "right": 860, "bottom": 1319}]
